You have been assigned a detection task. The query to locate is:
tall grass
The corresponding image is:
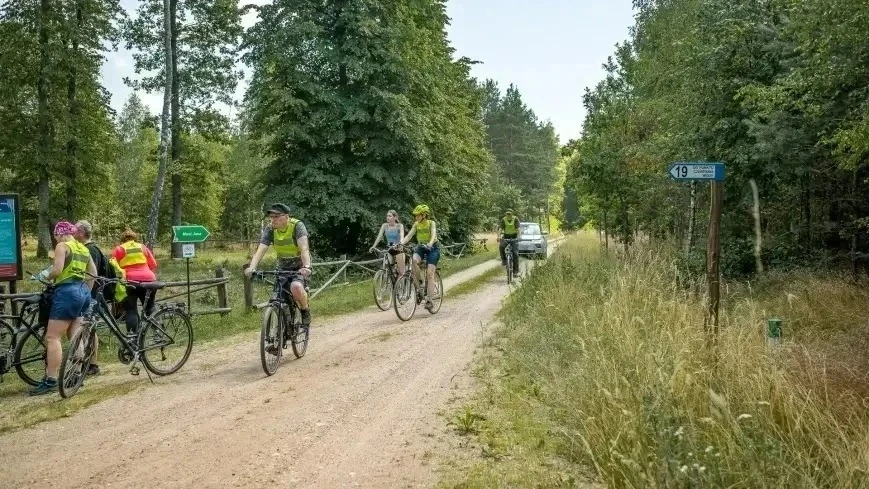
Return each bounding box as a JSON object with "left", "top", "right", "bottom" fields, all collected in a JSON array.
[{"left": 445, "top": 233, "right": 869, "bottom": 488}]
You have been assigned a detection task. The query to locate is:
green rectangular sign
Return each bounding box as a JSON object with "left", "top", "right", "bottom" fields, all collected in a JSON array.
[{"left": 172, "top": 225, "right": 210, "bottom": 243}]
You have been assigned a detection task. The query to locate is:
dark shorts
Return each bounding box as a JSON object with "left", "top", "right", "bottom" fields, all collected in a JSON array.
[
  {"left": 49, "top": 282, "right": 90, "bottom": 321},
  {"left": 414, "top": 244, "right": 441, "bottom": 266},
  {"left": 271, "top": 271, "right": 309, "bottom": 302}
]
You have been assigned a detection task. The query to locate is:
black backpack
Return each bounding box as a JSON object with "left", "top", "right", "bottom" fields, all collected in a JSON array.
[{"left": 85, "top": 242, "right": 121, "bottom": 301}]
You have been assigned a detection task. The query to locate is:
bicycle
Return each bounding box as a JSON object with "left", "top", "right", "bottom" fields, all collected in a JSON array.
[
  {"left": 502, "top": 238, "right": 520, "bottom": 284},
  {"left": 392, "top": 246, "right": 444, "bottom": 321},
  {"left": 57, "top": 274, "right": 194, "bottom": 398},
  {"left": 253, "top": 269, "right": 312, "bottom": 376},
  {"left": 371, "top": 246, "right": 409, "bottom": 311},
  {"left": 0, "top": 279, "right": 51, "bottom": 386}
]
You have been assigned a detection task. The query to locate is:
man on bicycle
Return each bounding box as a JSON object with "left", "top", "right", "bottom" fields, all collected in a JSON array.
[
  {"left": 499, "top": 208, "right": 520, "bottom": 274},
  {"left": 245, "top": 203, "right": 314, "bottom": 326},
  {"left": 400, "top": 204, "right": 439, "bottom": 312}
]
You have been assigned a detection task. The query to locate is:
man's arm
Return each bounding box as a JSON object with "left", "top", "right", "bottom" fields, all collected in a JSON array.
[
  {"left": 85, "top": 257, "right": 97, "bottom": 289},
  {"left": 297, "top": 236, "right": 312, "bottom": 269},
  {"left": 247, "top": 244, "right": 269, "bottom": 273}
]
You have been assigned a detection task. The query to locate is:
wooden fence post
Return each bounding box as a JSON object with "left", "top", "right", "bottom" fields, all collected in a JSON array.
[
  {"left": 242, "top": 263, "right": 254, "bottom": 311},
  {"left": 215, "top": 267, "right": 228, "bottom": 316}
]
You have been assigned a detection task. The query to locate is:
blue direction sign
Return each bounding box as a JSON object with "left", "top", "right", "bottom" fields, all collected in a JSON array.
[{"left": 668, "top": 162, "right": 725, "bottom": 181}]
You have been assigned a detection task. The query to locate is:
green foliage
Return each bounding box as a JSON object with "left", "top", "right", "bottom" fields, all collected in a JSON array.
[
  {"left": 569, "top": 0, "right": 869, "bottom": 276},
  {"left": 244, "top": 0, "right": 492, "bottom": 255},
  {"left": 481, "top": 80, "right": 560, "bottom": 221}
]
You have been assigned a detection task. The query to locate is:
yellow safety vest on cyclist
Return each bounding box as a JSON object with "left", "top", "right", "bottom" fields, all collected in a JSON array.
[
  {"left": 503, "top": 217, "right": 518, "bottom": 235},
  {"left": 416, "top": 219, "right": 435, "bottom": 244},
  {"left": 118, "top": 241, "right": 148, "bottom": 268},
  {"left": 273, "top": 219, "right": 301, "bottom": 258},
  {"left": 55, "top": 241, "right": 90, "bottom": 285}
]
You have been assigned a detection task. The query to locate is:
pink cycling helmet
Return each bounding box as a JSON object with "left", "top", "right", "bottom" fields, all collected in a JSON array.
[{"left": 53, "top": 221, "right": 78, "bottom": 236}]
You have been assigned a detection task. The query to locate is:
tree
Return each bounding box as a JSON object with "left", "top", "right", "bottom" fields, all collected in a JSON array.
[
  {"left": 126, "top": 0, "right": 242, "bottom": 251},
  {"left": 244, "top": 0, "right": 492, "bottom": 255}
]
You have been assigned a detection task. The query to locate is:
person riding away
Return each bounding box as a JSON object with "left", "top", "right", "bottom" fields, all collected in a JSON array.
[
  {"left": 245, "top": 203, "right": 313, "bottom": 326},
  {"left": 369, "top": 209, "right": 406, "bottom": 277},
  {"left": 29, "top": 221, "right": 97, "bottom": 396},
  {"left": 112, "top": 229, "right": 158, "bottom": 340},
  {"left": 400, "top": 204, "right": 439, "bottom": 312},
  {"left": 499, "top": 208, "right": 520, "bottom": 274}
]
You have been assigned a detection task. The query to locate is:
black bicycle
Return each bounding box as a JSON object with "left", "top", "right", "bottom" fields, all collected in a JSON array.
[
  {"left": 371, "top": 246, "right": 409, "bottom": 311},
  {"left": 58, "top": 274, "right": 194, "bottom": 398},
  {"left": 0, "top": 281, "right": 50, "bottom": 386},
  {"left": 503, "top": 238, "right": 520, "bottom": 284},
  {"left": 254, "top": 270, "right": 312, "bottom": 376}
]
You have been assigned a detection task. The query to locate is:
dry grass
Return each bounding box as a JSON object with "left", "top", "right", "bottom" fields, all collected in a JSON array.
[{"left": 442, "top": 232, "right": 869, "bottom": 488}]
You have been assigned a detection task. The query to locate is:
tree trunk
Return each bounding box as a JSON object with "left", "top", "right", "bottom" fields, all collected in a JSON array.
[
  {"left": 849, "top": 169, "right": 860, "bottom": 279},
  {"left": 749, "top": 179, "right": 763, "bottom": 274},
  {"left": 802, "top": 175, "right": 812, "bottom": 251},
  {"left": 603, "top": 208, "right": 609, "bottom": 251},
  {"left": 36, "top": 0, "right": 53, "bottom": 258},
  {"left": 65, "top": 1, "right": 83, "bottom": 222},
  {"left": 146, "top": 0, "right": 173, "bottom": 249},
  {"left": 685, "top": 181, "right": 696, "bottom": 257},
  {"left": 170, "top": 0, "right": 182, "bottom": 257}
]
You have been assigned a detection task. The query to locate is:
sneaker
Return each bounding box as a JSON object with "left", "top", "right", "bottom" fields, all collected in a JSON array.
[
  {"left": 300, "top": 308, "right": 312, "bottom": 326},
  {"left": 425, "top": 300, "right": 435, "bottom": 312},
  {"left": 86, "top": 364, "right": 101, "bottom": 376},
  {"left": 28, "top": 377, "right": 58, "bottom": 396}
]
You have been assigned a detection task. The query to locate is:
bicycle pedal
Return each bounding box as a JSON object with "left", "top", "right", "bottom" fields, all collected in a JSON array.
[{"left": 130, "top": 366, "right": 140, "bottom": 376}]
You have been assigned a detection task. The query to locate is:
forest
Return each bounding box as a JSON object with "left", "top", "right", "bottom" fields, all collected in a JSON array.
[
  {"left": 0, "top": 0, "right": 561, "bottom": 258},
  {"left": 567, "top": 0, "right": 869, "bottom": 277}
]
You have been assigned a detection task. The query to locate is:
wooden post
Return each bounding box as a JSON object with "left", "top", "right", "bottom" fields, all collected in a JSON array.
[
  {"left": 215, "top": 267, "right": 228, "bottom": 316},
  {"left": 340, "top": 254, "right": 347, "bottom": 283},
  {"left": 706, "top": 181, "right": 723, "bottom": 337},
  {"left": 242, "top": 263, "right": 254, "bottom": 311}
]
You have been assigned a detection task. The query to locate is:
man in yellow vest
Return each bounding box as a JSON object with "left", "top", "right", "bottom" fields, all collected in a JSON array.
[
  {"left": 245, "top": 203, "right": 314, "bottom": 325},
  {"left": 499, "top": 208, "right": 520, "bottom": 274}
]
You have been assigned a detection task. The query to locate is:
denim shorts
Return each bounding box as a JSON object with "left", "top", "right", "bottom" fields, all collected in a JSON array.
[
  {"left": 49, "top": 282, "right": 91, "bottom": 321},
  {"left": 414, "top": 244, "right": 441, "bottom": 266}
]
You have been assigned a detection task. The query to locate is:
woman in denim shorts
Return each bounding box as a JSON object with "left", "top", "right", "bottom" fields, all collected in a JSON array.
[{"left": 29, "top": 221, "right": 97, "bottom": 396}]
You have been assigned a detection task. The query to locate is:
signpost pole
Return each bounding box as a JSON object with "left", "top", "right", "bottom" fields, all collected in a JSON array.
[
  {"left": 667, "top": 162, "right": 725, "bottom": 340},
  {"left": 186, "top": 257, "right": 191, "bottom": 315},
  {"left": 706, "top": 181, "right": 723, "bottom": 338}
]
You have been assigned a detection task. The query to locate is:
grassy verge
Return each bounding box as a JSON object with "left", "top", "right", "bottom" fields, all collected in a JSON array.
[{"left": 441, "top": 233, "right": 869, "bottom": 488}]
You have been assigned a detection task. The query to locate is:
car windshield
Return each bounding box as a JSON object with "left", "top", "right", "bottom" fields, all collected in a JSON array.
[{"left": 520, "top": 223, "right": 541, "bottom": 236}]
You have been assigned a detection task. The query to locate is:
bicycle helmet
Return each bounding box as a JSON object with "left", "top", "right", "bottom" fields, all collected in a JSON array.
[{"left": 412, "top": 204, "right": 430, "bottom": 216}]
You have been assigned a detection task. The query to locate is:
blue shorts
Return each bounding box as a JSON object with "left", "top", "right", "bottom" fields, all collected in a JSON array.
[
  {"left": 49, "top": 282, "right": 91, "bottom": 321},
  {"left": 414, "top": 244, "right": 441, "bottom": 266}
]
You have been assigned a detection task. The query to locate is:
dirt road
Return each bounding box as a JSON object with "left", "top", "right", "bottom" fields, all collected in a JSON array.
[{"left": 0, "top": 252, "right": 547, "bottom": 489}]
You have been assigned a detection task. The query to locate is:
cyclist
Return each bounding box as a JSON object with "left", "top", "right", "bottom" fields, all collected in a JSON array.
[
  {"left": 369, "top": 209, "right": 406, "bottom": 277},
  {"left": 499, "top": 208, "right": 520, "bottom": 275},
  {"left": 29, "top": 221, "right": 97, "bottom": 396},
  {"left": 111, "top": 229, "right": 158, "bottom": 338},
  {"left": 400, "top": 204, "right": 439, "bottom": 312},
  {"left": 74, "top": 220, "right": 109, "bottom": 376},
  {"left": 244, "top": 203, "right": 313, "bottom": 326}
]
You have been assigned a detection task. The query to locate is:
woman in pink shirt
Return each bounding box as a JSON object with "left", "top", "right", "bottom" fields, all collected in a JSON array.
[{"left": 112, "top": 229, "right": 158, "bottom": 336}]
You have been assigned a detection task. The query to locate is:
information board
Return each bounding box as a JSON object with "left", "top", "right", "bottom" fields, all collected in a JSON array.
[{"left": 0, "top": 193, "right": 22, "bottom": 281}]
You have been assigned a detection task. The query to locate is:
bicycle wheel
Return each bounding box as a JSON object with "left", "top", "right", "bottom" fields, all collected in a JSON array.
[
  {"left": 290, "top": 310, "right": 309, "bottom": 359},
  {"left": 13, "top": 324, "right": 46, "bottom": 386},
  {"left": 372, "top": 269, "right": 393, "bottom": 311},
  {"left": 141, "top": 308, "right": 193, "bottom": 376},
  {"left": 506, "top": 254, "right": 513, "bottom": 284},
  {"left": 427, "top": 270, "right": 444, "bottom": 314},
  {"left": 59, "top": 326, "right": 94, "bottom": 398},
  {"left": 260, "top": 305, "right": 283, "bottom": 375},
  {"left": 393, "top": 274, "right": 417, "bottom": 322}
]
